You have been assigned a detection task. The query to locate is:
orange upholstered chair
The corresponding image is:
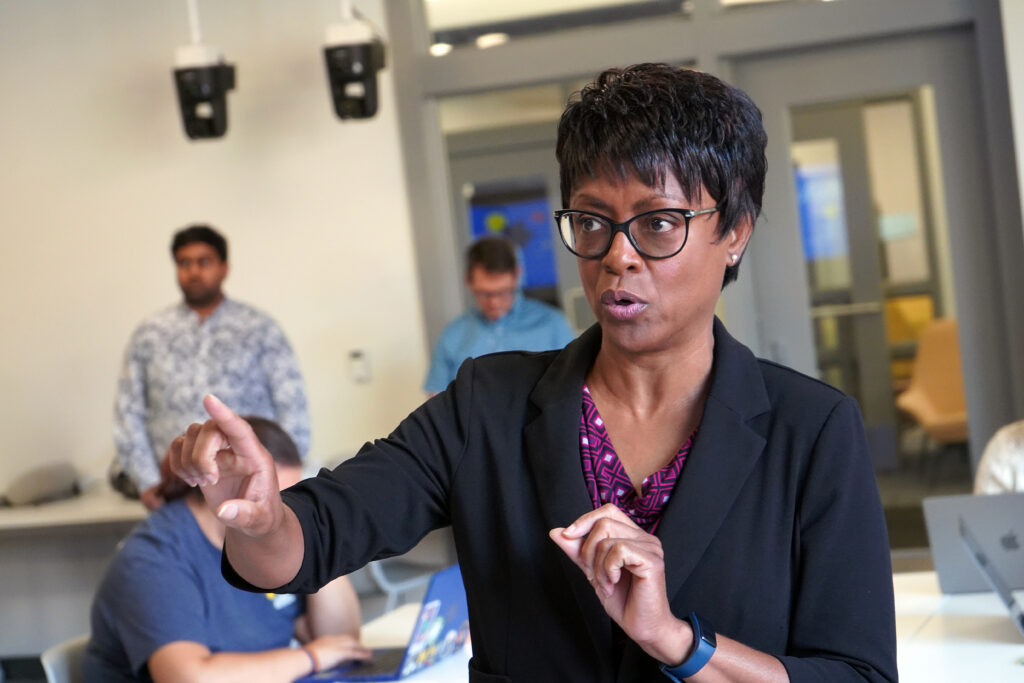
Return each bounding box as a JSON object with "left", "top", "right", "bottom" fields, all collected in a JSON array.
[{"left": 895, "top": 318, "right": 968, "bottom": 445}]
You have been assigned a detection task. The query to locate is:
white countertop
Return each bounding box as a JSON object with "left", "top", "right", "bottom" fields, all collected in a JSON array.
[{"left": 0, "top": 482, "right": 145, "bottom": 534}]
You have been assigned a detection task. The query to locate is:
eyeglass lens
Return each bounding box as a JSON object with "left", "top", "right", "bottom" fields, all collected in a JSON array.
[{"left": 558, "top": 210, "right": 690, "bottom": 258}]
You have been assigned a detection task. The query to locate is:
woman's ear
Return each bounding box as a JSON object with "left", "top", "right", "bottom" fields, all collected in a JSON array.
[{"left": 726, "top": 219, "right": 753, "bottom": 260}]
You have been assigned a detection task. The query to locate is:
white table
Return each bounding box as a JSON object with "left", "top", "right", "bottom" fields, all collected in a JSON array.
[
  {"left": 895, "top": 571, "right": 1024, "bottom": 681},
  {"left": 0, "top": 483, "right": 146, "bottom": 657},
  {"left": 0, "top": 483, "right": 145, "bottom": 534},
  {"left": 356, "top": 572, "right": 1024, "bottom": 682}
]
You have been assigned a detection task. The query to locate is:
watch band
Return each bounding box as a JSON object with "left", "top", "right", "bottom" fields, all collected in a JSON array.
[{"left": 660, "top": 612, "right": 717, "bottom": 681}]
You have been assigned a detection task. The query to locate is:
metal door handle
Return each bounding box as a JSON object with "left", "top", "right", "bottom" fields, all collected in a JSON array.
[{"left": 810, "top": 301, "right": 883, "bottom": 319}]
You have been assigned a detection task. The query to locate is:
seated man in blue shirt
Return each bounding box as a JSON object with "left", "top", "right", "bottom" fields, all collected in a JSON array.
[
  {"left": 424, "top": 236, "right": 575, "bottom": 394},
  {"left": 85, "top": 417, "right": 367, "bottom": 682}
]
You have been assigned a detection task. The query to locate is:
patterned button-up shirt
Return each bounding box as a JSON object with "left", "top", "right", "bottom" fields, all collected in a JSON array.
[
  {"left": 975, "top": 420, "right": 1024, "bottom": 494},
  {"left": 113, "top": 298, "right": 310, "bottom": 489}
]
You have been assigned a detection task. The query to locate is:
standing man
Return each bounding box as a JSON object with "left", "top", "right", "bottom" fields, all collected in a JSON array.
[
  {"left": 112, "top": 225, "right": 310, "bottom": 508},
  {"left": 424, "top": 236, "right": 575, "bottom": 394}
]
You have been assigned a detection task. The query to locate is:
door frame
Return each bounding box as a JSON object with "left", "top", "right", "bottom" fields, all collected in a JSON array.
[{"left": 733, "top": 27, "right": 1018, "bottom": 464}]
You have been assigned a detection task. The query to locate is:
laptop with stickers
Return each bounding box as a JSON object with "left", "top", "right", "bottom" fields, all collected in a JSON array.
[{"left": 298, "top": 564, "right": 469, "bottom": 682}]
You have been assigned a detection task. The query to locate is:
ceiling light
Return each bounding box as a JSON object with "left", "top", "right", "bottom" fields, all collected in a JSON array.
[
  {"left": 430, "top": 42, "right": 453, "bottom": 57},
  {"left": 475, "top": 32, "right": 510, "bottom": 50}
]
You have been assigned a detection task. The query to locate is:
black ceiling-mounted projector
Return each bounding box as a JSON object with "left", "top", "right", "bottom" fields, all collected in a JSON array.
[
  {"left": 323, "top": 17, "right": 386, "bottom": 120},
  {"left": 173, "top": 44, "right": 235, "bottom": 140}
]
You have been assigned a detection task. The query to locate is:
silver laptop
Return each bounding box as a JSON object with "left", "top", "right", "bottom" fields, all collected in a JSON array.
[
  {"left": 922, "top": 492, "right": 1024, "bottom": 594},
  {"left": 958, "top": 515, "right": 1024, "bottom": 637}
]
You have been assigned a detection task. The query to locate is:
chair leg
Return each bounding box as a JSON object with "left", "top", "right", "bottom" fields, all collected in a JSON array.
[
  {"left": 367, "top": 560, "right": 435, "bottom": 613},
  {"left": 916, "top": 431, "right": 930, "bottom": 481}
]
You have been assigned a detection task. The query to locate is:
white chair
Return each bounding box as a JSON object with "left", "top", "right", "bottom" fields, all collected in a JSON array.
[
  {"left": 368, "top": 528, "right": 456, "bottom": 612},
  {"left": 40, "top": 633, "right": 88, "bottom": 683}
]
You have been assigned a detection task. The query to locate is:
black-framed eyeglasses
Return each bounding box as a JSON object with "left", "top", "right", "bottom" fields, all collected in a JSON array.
[{"left": 553, "top": 207, "right": 720, "bottom": 260}]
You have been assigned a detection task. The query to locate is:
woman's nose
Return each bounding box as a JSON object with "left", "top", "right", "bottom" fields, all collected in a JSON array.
[{"left": 602, "top": 230, "right": 643, "bottom": 272}]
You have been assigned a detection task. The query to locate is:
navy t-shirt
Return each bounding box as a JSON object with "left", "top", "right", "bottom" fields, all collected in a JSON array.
[{"left": 83, "top": 499, "right": 303, "bottom": 682}]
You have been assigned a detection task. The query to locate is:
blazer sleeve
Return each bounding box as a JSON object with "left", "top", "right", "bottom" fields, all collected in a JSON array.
[
  {"left": 225, "top": 355, "right": 477, "bottom": 594},
  {"left": 778, "top": 396, "right": 898, "bottom": 683}
]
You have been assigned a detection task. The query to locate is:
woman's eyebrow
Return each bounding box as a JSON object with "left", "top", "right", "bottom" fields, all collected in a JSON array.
[
  {"left": 570, "top": 193, "right": 612, "bottom": 212},
  {"left": 572, "top": 191, "right": 687, "bottom": 213},
  {"left": 631, "top": 194, "right": 685, "bottom": 211}
]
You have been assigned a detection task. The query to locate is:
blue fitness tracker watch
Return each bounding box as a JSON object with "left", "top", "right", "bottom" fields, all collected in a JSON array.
[{"left": 660, "top": 612, "right": 717, "bottom": 681}]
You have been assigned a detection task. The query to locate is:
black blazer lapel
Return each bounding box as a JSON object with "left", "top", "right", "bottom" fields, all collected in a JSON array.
[
  {"left": 522, "top": 326, "right": 616, "bottom": 661},
  {"left": 656, "top": 319, "right": 771, "bottom": 602}
]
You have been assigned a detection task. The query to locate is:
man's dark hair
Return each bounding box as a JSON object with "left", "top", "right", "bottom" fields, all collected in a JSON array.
[
  {"left": 556, "top": 63, "right": 767, "bottom": 286},
  {"left": 171, "top": 224, "right": 228, "bottom": 262},
  {"left": 466, "top": 236, "right": 518, "bottom": 277},
  {"left": 246, "top": 416, "right": 302, "bottom": 468}
]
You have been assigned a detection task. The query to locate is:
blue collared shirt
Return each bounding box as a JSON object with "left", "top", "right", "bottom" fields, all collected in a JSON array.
[{"left": 424, "top": 294, "right": 575, "bottom": 393}]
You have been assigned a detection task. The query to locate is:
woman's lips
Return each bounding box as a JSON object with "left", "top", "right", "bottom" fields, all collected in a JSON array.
[{"left": 600, "top": 289, "right": 648, "bottom": 321}]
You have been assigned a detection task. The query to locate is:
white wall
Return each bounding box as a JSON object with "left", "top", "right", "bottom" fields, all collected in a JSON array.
[{"left": 0, "top": 0, "right": 427, "bottom": 489}]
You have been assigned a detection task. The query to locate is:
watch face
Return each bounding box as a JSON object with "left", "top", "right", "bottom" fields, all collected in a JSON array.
[
  {"left": 663, "top": 613, "right": 718, "bottom": 680},
  {"left": 702, "top": 625, "right": 717, "bottom": 648}
]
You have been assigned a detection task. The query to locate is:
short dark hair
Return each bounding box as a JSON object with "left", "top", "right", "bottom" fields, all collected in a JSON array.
[
  {"left": 244, "top": 416, "right": 302, "bottom": 468},
  {"left": 466, "top": 236, "right": 517, "bottom": 277},
  {"left": 171, "top": 224, "right": 228, "bottom": 262},
  {"left": 556, "top": 63, "right": 767, "bottom": 286}
]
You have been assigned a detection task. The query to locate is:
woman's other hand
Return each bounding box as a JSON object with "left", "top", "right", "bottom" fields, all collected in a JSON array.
[{"left": 550, "top": 504, "right": 691, "bottom": 666}]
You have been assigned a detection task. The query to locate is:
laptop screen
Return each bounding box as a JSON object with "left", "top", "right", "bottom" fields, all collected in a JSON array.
[{"left": 396, "top": 564, "right": 470, "bottom": 677}]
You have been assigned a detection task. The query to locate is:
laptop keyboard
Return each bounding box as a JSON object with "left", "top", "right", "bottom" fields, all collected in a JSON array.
[{"left": 323, "top": 647, "right": 405, "bottom": 681}]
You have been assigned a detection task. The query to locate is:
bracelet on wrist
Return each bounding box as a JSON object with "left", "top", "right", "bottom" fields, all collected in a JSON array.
[
  {"left": 660, "top": 612, "right": 717, "bottom": 681},
  {"left": 300, "top": 644, "right": 320, "bottom": 675}
]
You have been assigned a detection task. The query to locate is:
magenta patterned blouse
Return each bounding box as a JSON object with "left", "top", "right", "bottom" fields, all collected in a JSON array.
[{"left": 579, "top": 384, "right": 695, "bottom": 533}]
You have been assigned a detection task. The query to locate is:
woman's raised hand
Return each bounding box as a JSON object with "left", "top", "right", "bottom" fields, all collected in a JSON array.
[{"left": 168, "top": 394, "right": 284, "bottom": 537}]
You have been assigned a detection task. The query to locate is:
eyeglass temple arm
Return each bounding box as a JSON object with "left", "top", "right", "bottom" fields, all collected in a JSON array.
[{"left": 691, "top": 206, "right": 720, "bottom": 217}]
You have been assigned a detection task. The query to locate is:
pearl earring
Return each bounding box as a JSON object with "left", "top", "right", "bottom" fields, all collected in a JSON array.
[{"left": 730, "top": 253, "right": 738, "bottom": 264}]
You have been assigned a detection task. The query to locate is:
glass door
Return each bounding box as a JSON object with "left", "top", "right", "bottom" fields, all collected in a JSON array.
[
  {"left": 789, "top": 93, "right": 972, "bottom": 548},
  {"left": 791, "top": 94, "right": 953, "bottom": 473},
  {"left": 732, "top": 28, "right": 1013, "bottom": 553}
]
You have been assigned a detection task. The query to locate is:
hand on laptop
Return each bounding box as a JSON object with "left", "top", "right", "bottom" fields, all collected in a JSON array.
[
  {"left": 168, "top": 394, "right": 284, "bottom": 537},
  {"left": 304, "top": 634, "right": 373, "bottom": 673}
]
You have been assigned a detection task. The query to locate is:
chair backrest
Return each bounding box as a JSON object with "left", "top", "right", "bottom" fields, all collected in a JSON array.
[
  {"left": 40, "top": 633, "right": 89, "bottom": 683},
  {"left": 907, "top": 318, "right": 966, "bottom": 414}
]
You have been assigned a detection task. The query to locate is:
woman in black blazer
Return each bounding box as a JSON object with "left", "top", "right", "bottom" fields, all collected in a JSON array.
[{"left": 172, "top": 64, "right": 897, "bottom": 682}]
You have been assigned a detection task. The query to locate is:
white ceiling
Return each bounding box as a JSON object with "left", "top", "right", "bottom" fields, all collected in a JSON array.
[
  {"left": 424, "top": 0, "right": 791, "bottom": 31},
  {"left": 424, "top": 0, "right": 654, "bottom": 31}
]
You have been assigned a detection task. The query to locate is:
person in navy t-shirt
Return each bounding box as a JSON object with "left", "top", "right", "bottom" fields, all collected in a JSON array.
[{"left": 84, "top": 418, "right": 368, "bottom": 682}]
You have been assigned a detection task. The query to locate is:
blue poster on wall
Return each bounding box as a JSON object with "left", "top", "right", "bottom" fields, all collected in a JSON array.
[
  {"left": 794, "top": 162, "right": 848, "bottom": 262},
  {"left": 468, "top": 196, "right": 559, "bottom": 291}
]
